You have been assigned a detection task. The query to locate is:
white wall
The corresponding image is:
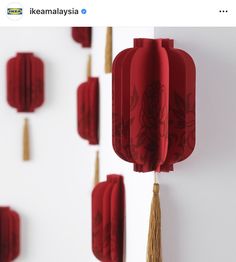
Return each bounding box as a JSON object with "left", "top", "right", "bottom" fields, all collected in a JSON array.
[
  {"left": 0, "top": 27, "right": 236, "bottom": 262},
  {"left": 0, "top": 27, "right": 94, "bottom": 262},
  {"left": 154, "top": 27, "right": 236, "bottom": 262}
]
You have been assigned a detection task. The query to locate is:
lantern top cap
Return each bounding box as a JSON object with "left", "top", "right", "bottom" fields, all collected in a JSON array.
[
  {"left": 16, "top": 52, "right": 34, "bottom": 56},
  {"left": 161, "top": 39, "right": 174, "bottom": 48},
  {"left": 133, "top": 38, "right": 174, "bottom": 48},
  {"left": 107, "top": 174, "right": 124, "bottom": 183},
  {"left": 134, "top": 38, "right": 153, "bottom": 47},
  {"left": 0, "top": 206, "right": 10, "bottom": 210}
]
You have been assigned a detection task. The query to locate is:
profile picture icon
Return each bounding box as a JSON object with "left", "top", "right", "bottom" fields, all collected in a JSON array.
[{"left": 7, "top": 3, "right": 23, "bottom": 20}]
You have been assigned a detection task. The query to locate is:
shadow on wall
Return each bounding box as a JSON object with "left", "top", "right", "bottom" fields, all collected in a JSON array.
[
  {"left": 195, "top": 37, "right": 236, "bottom": 169},
  {"left": 161, "top": 184, "right": 183, "bottom": 262},
  {"left": 159, "top": 28, "right": 236, "bottom": 171}
]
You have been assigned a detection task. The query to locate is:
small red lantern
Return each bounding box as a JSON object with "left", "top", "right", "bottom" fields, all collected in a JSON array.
[
  {"left": 7, "top": 53, "right": 44, "bottom": 113},
  {"left": 0, "top": 207, "right": 20, "bottom": 262},
  {"left": 92, "top": 175, "right": 125, "bottom": 262},
  {"left": 72, "top": 27, "right": 92, "bottom": 48},
  {"left": 77, "top": 77, "right": 99, "bottom": 145},
  {"left": 77, "top": 56, "right": 100, "bottom": 185},
  {"left": 112, "top": 38, "right": 196, "bottom": 261}
]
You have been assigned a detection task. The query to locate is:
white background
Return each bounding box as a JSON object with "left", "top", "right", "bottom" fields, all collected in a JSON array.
[{"left": 0, "top": 27, "right": 236, "bottom": 262}]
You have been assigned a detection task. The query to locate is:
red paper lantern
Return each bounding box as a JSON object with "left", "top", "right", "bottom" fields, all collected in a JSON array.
[
  {"left": 72, "top": 27, "right": 92, "bottom": 48},
  {"left": 0, "top": 207, "right": 20, "bottom": 262},
  {"left": 77, "top": 77, "right": 99, "bottom": 145},
  {"left": 112, "top": 38, "right": 195, "bottom": 172},
  {"left": 7, "top": 52, "right": 44, "bottom": 112},
  {"left": 92, "top": 175, "right": 125, "bottom": 262},
  {"left": 112, "top": 38, "right": 195, "bottom": 261},
  {"left": 7, "top": 52, "right": 44, "bottom": 161}
]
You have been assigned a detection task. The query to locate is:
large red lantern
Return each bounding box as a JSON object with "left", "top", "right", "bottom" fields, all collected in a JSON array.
[
  {"left": 92, "top": 175, "right": 125, "bottom": 262},
  {"left": 112, "top": 38, "right": 196, "bottom": 261},
  {"left": 0, "top": 207, "right": 20, "bottom": 262},
  {"left": 72, "top": 27, "right": 92, "bottom": 48},
  {"left": 7, "top": 52, "right": 44, "bottom": 161}
]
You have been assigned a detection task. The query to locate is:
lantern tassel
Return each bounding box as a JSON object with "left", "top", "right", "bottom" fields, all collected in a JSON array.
[
  {"left": 94, "top": 150, "right": 99, "bottom": 186},
  {"left": 104, "top": 27, "right": 112, "bottom": 73},
  {"left": 147, "top": 173, "right": 162, "bottom": 262},
  {"left": 23, "top": 118, "right": 30, "bottom": 161}
]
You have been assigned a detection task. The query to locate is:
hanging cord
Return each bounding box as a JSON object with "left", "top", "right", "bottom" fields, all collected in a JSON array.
[
  {"left": 147, "top": 171, "right": 162, "bottom": 262},
  {"left": 154, "top": 171, "right": 158, "bottom": 184},
  {"left": 94, "top": 150, "right": 100, "bottom": 187},
  {"left": 23, "top": 118, "right": 30, "bottom": 161},
  {"left": 87, "top": 54, "right": 92, "bottom": 79}
]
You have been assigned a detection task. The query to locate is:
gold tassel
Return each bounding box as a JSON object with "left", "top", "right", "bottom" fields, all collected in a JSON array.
[
  {"left": 87, "top": 54, "right": 92, "bottom": 78},
  {"left": 23, "top": 118, "right": 30, "bottom": 161},
  {"left": 94, "top": 150, "right": 99, "bottom": 186},
  {"left": 104, "top": 27, "right": 112, "bottom": 73},
  {"left": 147, "top": 179, "right": 162, "bottom": 262}
]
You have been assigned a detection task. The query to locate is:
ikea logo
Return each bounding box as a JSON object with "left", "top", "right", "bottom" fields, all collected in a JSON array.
[{"left": 7, "top": 8, "right": 23, "bottom": 15}]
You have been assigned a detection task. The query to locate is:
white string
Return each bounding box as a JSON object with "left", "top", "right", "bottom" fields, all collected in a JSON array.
[{"left": 154, "top": 171, "right": 159, "bottom": 184}]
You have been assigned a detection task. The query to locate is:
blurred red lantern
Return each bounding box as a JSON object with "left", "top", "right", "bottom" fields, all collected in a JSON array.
[
  {"left": 77, "top": 77, "right": 99, "bottom": 145},
  {"left": 7, "top": 52, "right": 44, "bottom": 161},
  {"left": 0, "top": 207, "right": 20, "bottom": 262},
  {"left": 112, "top": 38, "right": 196, "bottom": 261},
  {"left": 92, "top": 175, "right": 125, "bottom": 262},
  {"left": 7, "top": 53, "right": 44, "bottom": 113},
  {"left": 77, "top": 56, "right": 100, "bottom": 185},
  {"left": 72, "top": 27, "right": 92, "bottom": 48}
]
